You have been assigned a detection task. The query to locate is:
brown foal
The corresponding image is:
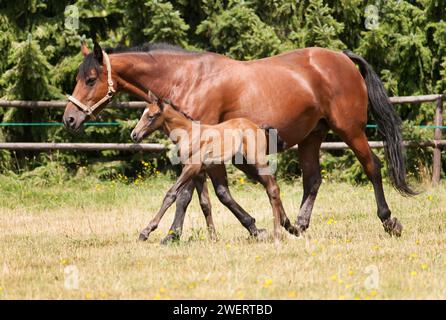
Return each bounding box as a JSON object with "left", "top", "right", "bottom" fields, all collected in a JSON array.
[{"left": 131, "top": 100, "right": 300, "bottom": 243}]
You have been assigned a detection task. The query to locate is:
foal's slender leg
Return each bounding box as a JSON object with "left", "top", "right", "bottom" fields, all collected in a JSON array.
[
  {"left": 207, "top": 164, "right": 266, "bottom": 237},
  {"left": 334, "top": 128, "right": 402, "bottom": 236},
  {"left": 233, "top": 162, "right": 300, "bottom": 237},
  {"left": 138, "top": 164, "right": 202, "bottom": 241},
  {"left": 160, "top": 180, "right": 195, "bottom": 244},
  {"left": 254, "top": 167, "right": 301, "bottom": 243},
  {"left": 296, "top": 123, "right": 328, "bottom": 231},
  {"left": 193, "top": 171, "right": 217, "bottom": 241}
]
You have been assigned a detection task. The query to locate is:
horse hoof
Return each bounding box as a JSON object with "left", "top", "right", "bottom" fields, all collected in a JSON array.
[
  {"left": 383, "top": 217, "right": 403, "bottom": 237},
  {"left": 296, "top": 224, "right": 308, "bottom": 234},
  {"left": 160, "top": 233, "right": 180, "bottom": 245},
  {"left": 255, "top": 228, "right": 268, "bottom": 240},
  {"left": 138, "top": 233, "right": 148, "bottom": 242}
]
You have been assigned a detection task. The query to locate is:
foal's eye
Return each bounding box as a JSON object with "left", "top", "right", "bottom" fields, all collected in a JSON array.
[
  {"left": 86, "top": 77, "right": 96, "bottom": 86},
  {"left": 147, "top": 115, "right": 154, "bottom": 120}
]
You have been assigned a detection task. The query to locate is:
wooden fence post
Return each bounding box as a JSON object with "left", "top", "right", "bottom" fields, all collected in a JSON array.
[{"left": 432, "top": 96, "right": 444, "bottom": 185}]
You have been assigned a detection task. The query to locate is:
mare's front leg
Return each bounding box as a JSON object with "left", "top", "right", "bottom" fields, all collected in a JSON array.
[
  {"left": 207, "top": 165, "right": 266, "bottom": 238},
  {"left": 160, "top": 179, "right": 195, "bottom": 244},
  {"left": 139, "top": 164, "right": 202, "bottom": 241},
  {"left": 161, "top": 171, "right": 216, "bottom": 244}
]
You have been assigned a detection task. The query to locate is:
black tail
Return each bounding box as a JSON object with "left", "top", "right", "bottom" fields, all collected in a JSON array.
[
  {"left": 343, "top": 50, "right": 417, "bottom": 196},
  {"left": 260, "top": 124, "right": 287, "bottom": 152}
]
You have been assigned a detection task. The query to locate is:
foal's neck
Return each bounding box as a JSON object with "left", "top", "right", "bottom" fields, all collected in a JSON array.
[{"left": 162, "top": 105, "right": 194, "bottom": 140}]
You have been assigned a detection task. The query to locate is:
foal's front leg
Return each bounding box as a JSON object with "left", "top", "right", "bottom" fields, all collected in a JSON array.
[{"left": 138, "top": 164, "right": 202, "bottom": 241}]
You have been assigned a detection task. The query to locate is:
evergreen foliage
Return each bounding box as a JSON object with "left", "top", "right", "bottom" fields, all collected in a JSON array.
[{"left": 0, "top": 0, "right": 444, "bottom": 181}]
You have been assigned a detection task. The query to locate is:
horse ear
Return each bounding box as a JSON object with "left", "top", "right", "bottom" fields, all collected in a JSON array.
[
  {"left": 93, "top": 41, "right": 103, "bottom": 64},
  {"left": 157, "top": 99, "right": 164, "bottom": 110},
  {"left": 80, "top": 40, "right": 90, "bottom": 57}
]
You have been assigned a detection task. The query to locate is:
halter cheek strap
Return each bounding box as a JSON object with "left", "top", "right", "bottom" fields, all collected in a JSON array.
[{"left": 67, "top": 51, "right": 115, "bottom": 120}]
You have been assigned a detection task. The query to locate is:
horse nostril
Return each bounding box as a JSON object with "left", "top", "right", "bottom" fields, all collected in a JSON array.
[{"left": 68, "top": 117, "right": 75, "bottom": 124}]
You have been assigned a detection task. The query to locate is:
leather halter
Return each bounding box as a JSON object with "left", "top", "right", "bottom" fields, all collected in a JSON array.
[{"left": 67, "top": 51, "right": 115, "bottom": 119}]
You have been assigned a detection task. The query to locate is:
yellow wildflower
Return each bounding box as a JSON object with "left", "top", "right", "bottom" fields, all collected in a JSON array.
[{"left": 262, "top": 278, "right": 273, "bottom": 288}]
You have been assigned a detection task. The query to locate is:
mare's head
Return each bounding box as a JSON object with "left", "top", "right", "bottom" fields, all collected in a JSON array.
[
  {"left": 63, "top": 42, "right": 116, "bottom": 133},
  {"left": 131, "top": 101, "right": 166, "bottom": 143}
]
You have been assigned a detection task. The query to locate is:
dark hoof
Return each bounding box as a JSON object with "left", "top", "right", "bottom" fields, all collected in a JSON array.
[
  {"left": 383, "top": 217, "right": 403, "bottom": 237},
  {"left": 138, "top": 233, "right": 148, "bottom": 242},
  {"left": 296, "top": 224, "right": 308, "bottom": 234},
  {"left": 296, "top": 218, "right": 309, "bottom": 233},
  {"left": 288, "top": 225, "right": 301, "bottom": 237},
  {"left": 160, "top": 232, "right": 180, "bottom": 245}
]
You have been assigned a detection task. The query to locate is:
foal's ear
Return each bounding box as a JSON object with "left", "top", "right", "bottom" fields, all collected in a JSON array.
[
  {"left": 157, "top": 99, "right": 165, "bottom": 111},
  {"left": 93, "top": 41, "right": 103, "bottom": 64}
]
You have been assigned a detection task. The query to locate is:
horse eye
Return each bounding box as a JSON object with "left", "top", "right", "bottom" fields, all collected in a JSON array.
[{"left": 86, "top": 77, "right": 96, "bottom": 86}]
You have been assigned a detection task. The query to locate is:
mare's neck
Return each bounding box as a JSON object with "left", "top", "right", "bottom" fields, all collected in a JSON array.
[{"left": 111, "top": 51, "right": 198, "bottom": 102}]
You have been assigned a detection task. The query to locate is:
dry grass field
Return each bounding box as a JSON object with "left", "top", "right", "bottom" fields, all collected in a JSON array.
[{"left": 0, "top": 172, "right": 445, "bottom": 300}]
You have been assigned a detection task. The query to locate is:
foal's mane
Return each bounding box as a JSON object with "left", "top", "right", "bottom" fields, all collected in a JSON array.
[
  {"left": 162, "top": 99, "right": 196, "bottom": 122},
  {"left": 79, "top": 42, "right": 199, "bottom": 80}
]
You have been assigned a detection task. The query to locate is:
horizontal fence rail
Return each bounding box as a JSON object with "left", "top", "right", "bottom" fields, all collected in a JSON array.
[
  {"left": 0, "top": 141, "right": 445, "bottom": 151},
  {"left": 0, "top": 94, "right": 444, "bottom": 183}
]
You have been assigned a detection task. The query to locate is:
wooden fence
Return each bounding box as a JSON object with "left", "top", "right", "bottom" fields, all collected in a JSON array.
[{"left": 0, "top": 94, "right": 444, "bottom": 183}]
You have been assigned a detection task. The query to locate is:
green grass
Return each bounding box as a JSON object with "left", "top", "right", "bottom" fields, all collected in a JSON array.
[{"left": 0, "top": 172, "right": 445, "bottom": 299}]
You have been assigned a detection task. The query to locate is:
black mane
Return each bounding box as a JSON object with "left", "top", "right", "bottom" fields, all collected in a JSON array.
[
  {"left": 78, "top": 42, "right": 198, "bottom": 80},
  {"left": 105, "top": 42, "right": 196, "bottom": 54}
]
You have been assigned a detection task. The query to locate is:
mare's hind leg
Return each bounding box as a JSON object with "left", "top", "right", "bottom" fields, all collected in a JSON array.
[
  {"left": 333, "top": 127, "right": 402, "bottom": 236},
  {"left": 139, "top": 164, "right": 202, "bottom": 241},
  {"left": 296, "top": 122, "right": 328, "bottom": 232}
]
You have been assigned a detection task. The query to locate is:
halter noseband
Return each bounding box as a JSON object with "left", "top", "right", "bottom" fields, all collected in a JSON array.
[{"left": 67, "top": 51, "right": 115, "bottom": 119}]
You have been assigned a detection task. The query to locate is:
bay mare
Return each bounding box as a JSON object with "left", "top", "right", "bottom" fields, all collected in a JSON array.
[
  {"left": 63, "top": 42, "right": 416, "bottom": 242},
  {"left": 131, "top": 99, "right": 299, "bottom": 243}
]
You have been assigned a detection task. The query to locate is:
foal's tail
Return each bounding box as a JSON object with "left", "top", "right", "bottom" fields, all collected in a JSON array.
[
  {"left": 343, "top": 50, "right": 417, "bottom": 196},
  {"left": 260, "top": 124, "right": 287, "bottom": 152}
]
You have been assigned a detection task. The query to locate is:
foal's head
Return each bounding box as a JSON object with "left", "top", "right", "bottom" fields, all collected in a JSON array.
[{"left": 131, "top": 101, "right": 165, "bottom": 143}]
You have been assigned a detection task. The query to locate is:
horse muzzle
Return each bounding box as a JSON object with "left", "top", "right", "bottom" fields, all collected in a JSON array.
[
  {"left": 63, "top": 104, "right": 87, "bottom": 134},
  {"left": 131, "top": 130, "right": 143, "bottom": 143}
]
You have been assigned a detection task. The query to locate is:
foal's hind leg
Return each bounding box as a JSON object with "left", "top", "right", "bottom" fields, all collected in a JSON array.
[
  {"left": 193, "top": 171, "right": 217, "bottom": 241},
  {"left": 334, "top": 128, "right": 402, "bottom": 236},
  {"left": 233, "top": 162, "right": 300, "bottom": 238},
  {"left": 139, "top": 164, "right": 202, "bottom": 241}
]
